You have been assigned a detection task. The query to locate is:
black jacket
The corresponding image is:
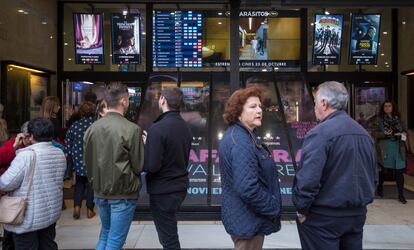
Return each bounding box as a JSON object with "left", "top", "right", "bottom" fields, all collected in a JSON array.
[
  {"left": 144, "top": 111, "right": 193, "bottom": 194},
  {"left": 292, "top": 111, "right": 377, "bottom": 217}
]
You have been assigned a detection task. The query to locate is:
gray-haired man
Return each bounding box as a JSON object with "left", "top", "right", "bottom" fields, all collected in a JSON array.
[{"left": 292, "top": 81, "right": 377, "bottom": 250}]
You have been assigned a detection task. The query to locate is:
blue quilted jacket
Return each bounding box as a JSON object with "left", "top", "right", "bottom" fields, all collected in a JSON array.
[{"left": 219, "top": 122, "right": 282, "bottom": 237}]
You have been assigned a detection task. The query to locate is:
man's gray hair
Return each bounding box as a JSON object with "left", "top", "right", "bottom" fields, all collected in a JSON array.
[
  {"left": 316, "top": 81, "right": 349, "bottom": 111},
  {"left": 21, "top": 121, "right": 29, "bottom": 134}
]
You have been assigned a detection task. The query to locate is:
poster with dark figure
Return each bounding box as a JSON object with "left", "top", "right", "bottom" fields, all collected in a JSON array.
[
  {"left": 312, "top": 14, "right": 343, "bottom": 65},
  {"left": 111, "top": 14, "right": 141, "bottom": 64},
  {"left": 73, "top": 13, "right": 104, "bottom": 64},
  {"left": 349, "top": 14, "right": 381, "bottom": 65}
]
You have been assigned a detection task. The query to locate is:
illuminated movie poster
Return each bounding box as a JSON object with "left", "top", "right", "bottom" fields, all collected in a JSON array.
[
  {"left": 312, "top": 14, "right": 343, "bottom": 65},
  {"left": 349, "top": 14, "right": 381, "bottom": 65},
  {"left": 73, "top": 13, "right": 104, "bottom": 64},
  {"left": 111, "top": 14, "right": 141, "bottom": 64}
]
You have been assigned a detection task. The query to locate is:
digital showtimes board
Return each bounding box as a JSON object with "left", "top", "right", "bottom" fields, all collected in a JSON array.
[{"left": 153, "top": 10, "right": 203, "bottom": 68}]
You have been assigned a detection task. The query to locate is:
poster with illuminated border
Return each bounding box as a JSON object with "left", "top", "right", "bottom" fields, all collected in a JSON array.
[
  {"left": 73, "top": 13, "right": 104, "bottom": 64},
  {"left": 312, "top": 14, "right": 343, "bottom": 65},
  {"left": 349, "top": 14, "right": 381, "bottom": 65},
  {"left": 111, "top": 14, "right": 141, "bottom": 64}
]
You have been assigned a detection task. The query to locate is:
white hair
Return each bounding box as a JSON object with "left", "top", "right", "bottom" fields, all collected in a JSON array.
[{"left": 316, "top": 81, "right": 349, "bottom": 111}]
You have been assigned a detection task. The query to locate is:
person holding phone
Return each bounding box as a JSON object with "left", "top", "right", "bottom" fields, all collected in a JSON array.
[{"left": 374, "top": 100, "right": 409, "bottom": 204}]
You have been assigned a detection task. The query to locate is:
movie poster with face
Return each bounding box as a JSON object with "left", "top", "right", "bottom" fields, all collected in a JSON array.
[
  {"left": 111, "top": 14, "right": 141, "bottom": 64},
  {"left": 73, "top": 13, "right": 104, "bottom": 64},
  {"left": 312, "top": 14, "right": 343, "bottom": 65},
  {"left": 349, "top": 14, "right": 381, "bottom": 64}
]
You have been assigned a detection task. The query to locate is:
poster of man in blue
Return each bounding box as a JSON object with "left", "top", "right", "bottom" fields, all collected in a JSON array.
[
  {"left": 349, "top": 14, "right": 381, "bottom": 64},
  {"left": 312, "top": 14, "right": 343, "bottom": 65}
]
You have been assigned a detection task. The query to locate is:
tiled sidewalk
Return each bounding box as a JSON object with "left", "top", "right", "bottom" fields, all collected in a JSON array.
[{"left": 53, "top": 199, "right": 414, "bottom": 249}]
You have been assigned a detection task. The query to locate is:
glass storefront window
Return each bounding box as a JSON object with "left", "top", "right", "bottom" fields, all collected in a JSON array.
[
  {"left": 210, "top": 75, "right": 231, "bottom": 205},
  {"left": 63, "top": 3, "right": 146, "bottom": 72},
  {"left": 2, "top": 65, "right": 51, "bottom": 131},
  {"left": 307, "top": 8, "right": 392, "bottom": 72}
]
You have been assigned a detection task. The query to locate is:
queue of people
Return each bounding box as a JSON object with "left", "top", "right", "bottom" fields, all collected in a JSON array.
[{"left": 0, "top": 80, "right": 412, "bottom": 250}]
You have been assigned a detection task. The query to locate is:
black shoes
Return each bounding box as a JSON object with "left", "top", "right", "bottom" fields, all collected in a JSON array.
[
  {"left": 376, "top": 190, "right": 384, "bottom": 198},
  {"left": 376, "top": 187, "right": 384, "bottom": 198},
  {"left": 398, "top": 196, "right": 407, "bottom": 204}
]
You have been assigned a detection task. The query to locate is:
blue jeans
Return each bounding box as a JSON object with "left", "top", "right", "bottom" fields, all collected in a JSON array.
[{"left": 95, "top": 198, "right": 137, "bottom": 250}]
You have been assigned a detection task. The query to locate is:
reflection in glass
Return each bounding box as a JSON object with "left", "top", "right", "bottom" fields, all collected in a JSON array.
[
  {"left": 354, "top": 86, "right": 386, "bottom": 135},
  {"left": 211, "top": 81, "right": 231, "bottom": 205}
]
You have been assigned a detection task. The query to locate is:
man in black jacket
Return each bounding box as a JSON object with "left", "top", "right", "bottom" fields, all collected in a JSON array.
[
  {"left": 144, "top": 87, "right": 192, "bottom": 250},
  {"left": 292, "top": 81, "right": 377, "bottom": 250}
]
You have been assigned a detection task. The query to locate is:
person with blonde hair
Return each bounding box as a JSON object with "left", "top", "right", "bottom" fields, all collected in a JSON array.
[{"left": 41, "top": 96, "right": 64, "bottom": 142}]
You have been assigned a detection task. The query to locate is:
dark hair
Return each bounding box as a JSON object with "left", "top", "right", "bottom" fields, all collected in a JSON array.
[
  {"left": 79, "top": 101, "right": 96, "bottom": 117},
  {"left": 28, "top": 117, "right": 54, "bottom": 142},
  {"left": 84, "top": 92, "right": 97, "bottom": 104},
  {"left": 104, "top": 83, "right": 129, "bottom": 108},
  {"left": 223, "top": 87, "right": 263, "bottom": 125},
  {"left": 380, "top": 100, "right": 400, "bottom": 118},
  {"left": 161, "top": 87, "right": 183, "bottom": 110}
]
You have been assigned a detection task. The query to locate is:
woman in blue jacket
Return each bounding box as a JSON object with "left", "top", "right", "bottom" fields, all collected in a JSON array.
[
  {"left": 375, "top": 100, "right": 408, "bottom": 204},
  {"left": 219, "top": 87, "right": 282, "bottom": 250}
]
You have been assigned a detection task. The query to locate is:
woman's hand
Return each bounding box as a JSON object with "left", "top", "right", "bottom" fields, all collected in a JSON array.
[
  {"left": 142, "top": 130, "right": 147, "bottom": 145},
  {"left": 384, "top": 128, "right": 393, "bottom": 136},
  {"left": 13, "top": 133, "right": 25, "bottom": 150}
]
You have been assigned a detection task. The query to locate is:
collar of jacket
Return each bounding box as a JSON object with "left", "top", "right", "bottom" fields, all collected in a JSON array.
[
  {"left": 320, "top": 110, "right": 346, "bottom": 123},
  {"left": 106, "top": 112, "right": 124, "bottom": 117},
  {"left": 233, "top": 121, "right": 261, "bottom": 146},
  {"left": 154, "top": 110, "right": 180, "bottom": 123},
  {"left": 16, "top": 142, "right": 52, "bottom": 153}
]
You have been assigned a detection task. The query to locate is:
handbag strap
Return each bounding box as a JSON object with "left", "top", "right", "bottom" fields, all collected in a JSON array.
[{"left": 24, "top": 149, "right": 37, "bottom": 200}]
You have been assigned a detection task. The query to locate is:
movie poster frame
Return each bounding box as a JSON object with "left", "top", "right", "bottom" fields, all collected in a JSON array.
[
  {"left": 73, "top": 13, "right": 105, "bottom": 65},
  {"left": 311, "top": 13, "right": 344, "bottom": 65},
  {"left": 348, "top": 13, "right": 382, "bottom": 65},
  {"left": 111, "top": 13, "right": 142, "bottom": 65}
]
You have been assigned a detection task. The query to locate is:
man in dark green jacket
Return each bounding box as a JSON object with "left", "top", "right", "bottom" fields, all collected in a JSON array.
[{"left": 84, "top": 83, "right": 144, "bottom": 250}]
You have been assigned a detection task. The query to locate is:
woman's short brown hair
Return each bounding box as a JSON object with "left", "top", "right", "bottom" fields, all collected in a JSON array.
[
  {"left": 79, "top": 101, "right": 96, "bottom": 117},
  {"left": 223, "top": 87, "right": 263, "bottom": 125}
]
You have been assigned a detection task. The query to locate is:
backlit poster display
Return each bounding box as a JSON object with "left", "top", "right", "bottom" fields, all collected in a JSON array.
[
  {"left": 73, "top": 13, "right": 104, "bottom": 64},
  {"left": 312, "top": 14, "right": 343, "bottom": 65},
  {"left": 111, "top": 14, "right": 141, "bottom": 64},
  {"left": 349, "top": 14, "right": 381, "bottom": 65}
]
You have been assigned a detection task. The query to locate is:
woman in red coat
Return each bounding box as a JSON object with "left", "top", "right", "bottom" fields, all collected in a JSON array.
[{"left": 0, "top": 121, "right": 30, "bottom": 250}]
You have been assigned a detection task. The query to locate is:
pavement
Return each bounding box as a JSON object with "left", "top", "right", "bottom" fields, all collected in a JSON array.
[{"left": 52, "top": 198, "right": 414, "bottom": 250}]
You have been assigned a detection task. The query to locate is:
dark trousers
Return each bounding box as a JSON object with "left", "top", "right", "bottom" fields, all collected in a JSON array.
[
  {"left": 2, "top": 229, "right": 14, "bottom": 250},
  {"left": 378, "top": 167, "right": 405, "bottom": 197},
  {"left": 297, "top": 213, "right": 366, "bottom": 250},
  {"left": 73, "top": 175, "right": 94, "bottom": 208},
  {"left": 150, "top": 191, "right": 187, "bottom": 250},
  {"left": 12, "top": 223, "right": 57, "bottom": 250}
]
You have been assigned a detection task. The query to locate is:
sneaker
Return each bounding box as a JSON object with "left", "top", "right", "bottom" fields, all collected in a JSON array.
[{"left": 398, "top": 196, "right": 407, "bottom": 204}]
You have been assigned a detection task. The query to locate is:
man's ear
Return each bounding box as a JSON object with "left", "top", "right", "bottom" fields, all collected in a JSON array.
[{"left": 322, "top": 99, "right": 329, "bottom": 111}]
